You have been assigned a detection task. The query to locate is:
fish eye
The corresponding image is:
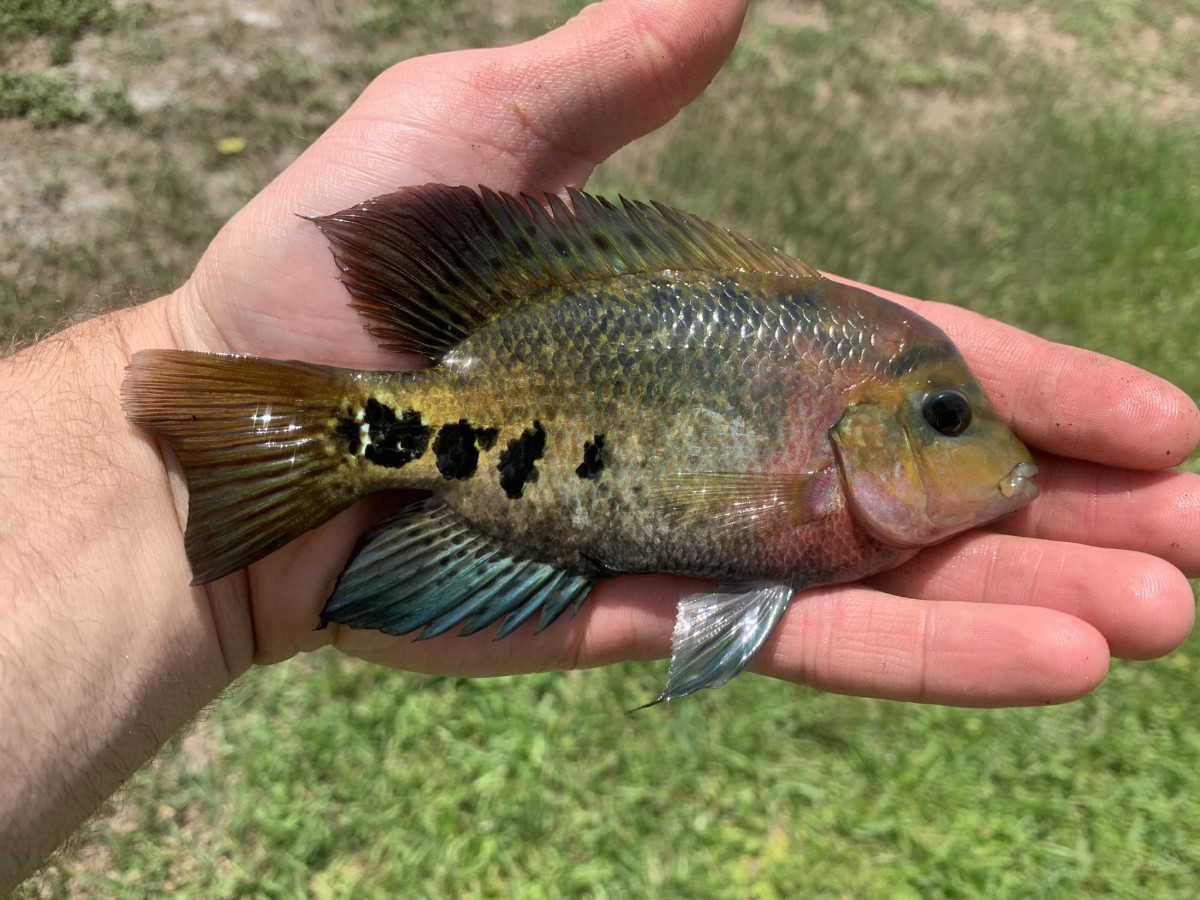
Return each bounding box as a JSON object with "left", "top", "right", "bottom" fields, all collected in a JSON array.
[{"left": 922, "top": 390, "right": 972, "bottom": 436}]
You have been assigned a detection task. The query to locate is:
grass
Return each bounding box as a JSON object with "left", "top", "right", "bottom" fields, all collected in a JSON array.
[
  {"left": 0, "top": 0, "right": 121, "bottom": 64},
  {"left": 35, "top": 653, "right": 1200, "bottom": 896},
  {"left": 0, "top": 0, "right": 144, "bottom": 126},
  {"left": 0, "top": 69, "right": 88, "bottom": 124},
  {"left": 0, "top": 0, "right": 511, "bottom": 342},
  {"left": 9, "top": 0, "right": 1200, "bottom": 895}
]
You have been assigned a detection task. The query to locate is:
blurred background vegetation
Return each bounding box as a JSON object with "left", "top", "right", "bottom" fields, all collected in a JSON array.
[{"left": 5, "top": 0, "right": 1199, "bottom": 895}]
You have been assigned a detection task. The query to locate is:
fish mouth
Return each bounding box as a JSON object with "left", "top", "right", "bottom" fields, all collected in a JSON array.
[{"left": 998, "top": 461, "right": 1039, "bottom": 501}]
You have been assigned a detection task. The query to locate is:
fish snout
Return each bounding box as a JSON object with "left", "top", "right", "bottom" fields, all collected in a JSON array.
[{"left": 999, "top": 461, "right": 1039, "bottom": 501}]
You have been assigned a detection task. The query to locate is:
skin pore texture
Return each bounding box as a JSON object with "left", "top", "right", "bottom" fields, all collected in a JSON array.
[{"left": 1, "top": 0, "right": 1198, "bottom": 888}]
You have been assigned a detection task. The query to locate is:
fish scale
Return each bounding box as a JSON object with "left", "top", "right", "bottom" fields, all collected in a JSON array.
[{"left": 122, "top": 184, "right": 1038, "bottom": 705}]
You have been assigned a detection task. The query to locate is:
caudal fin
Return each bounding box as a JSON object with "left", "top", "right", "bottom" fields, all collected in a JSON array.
[{"left": 122, "top": 350, "right": 362, "bottom": 584}]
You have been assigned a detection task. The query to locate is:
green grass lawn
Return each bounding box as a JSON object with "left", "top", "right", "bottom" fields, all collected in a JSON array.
[{"left": 8, "top": 1, "right": 1200, "bottom": 896}]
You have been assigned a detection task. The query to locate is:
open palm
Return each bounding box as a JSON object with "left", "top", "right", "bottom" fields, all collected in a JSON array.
[{"left": 158, "top": 0, "right": 1198, "bottom": 706}]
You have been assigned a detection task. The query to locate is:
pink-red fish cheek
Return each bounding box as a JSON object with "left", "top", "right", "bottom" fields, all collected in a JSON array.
[{"left": 749, "top": 589, "right": 1110, "bottom": 706}]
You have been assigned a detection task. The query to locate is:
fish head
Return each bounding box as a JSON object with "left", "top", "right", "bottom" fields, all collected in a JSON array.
[{"left": 829, "top": 336, "right": 1038, "bottom": 549}]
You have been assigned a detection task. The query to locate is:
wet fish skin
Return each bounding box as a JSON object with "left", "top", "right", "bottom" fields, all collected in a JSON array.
[
  {"left": 122, "top": 184, "right": 1039, "bottom": 704},
  {"left": 338, "top": 275, "right": 913, "bottom": 583}
]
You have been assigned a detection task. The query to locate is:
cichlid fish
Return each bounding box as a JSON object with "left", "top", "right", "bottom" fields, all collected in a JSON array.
[{"left": 122, "top": 184, "right": 1039, "bottom": 705}]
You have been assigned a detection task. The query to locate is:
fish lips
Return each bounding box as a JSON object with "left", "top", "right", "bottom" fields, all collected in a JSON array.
[{"left": 999, "top": 461, "right": 1040, "bottom": 501}]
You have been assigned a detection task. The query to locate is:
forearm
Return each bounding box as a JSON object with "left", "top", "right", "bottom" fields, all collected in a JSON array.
[{"left": 0, "top": 301, "right": 244, "bottom": 889}]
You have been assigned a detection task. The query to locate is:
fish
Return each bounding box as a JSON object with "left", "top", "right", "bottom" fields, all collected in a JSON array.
[{"left": 121, "top": 184, "right": 1039, "bottom": 705}]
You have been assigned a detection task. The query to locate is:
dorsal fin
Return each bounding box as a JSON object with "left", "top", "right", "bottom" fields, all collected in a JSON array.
[{"left": 310, "top": 184, "right": 821, "bottom": 358}]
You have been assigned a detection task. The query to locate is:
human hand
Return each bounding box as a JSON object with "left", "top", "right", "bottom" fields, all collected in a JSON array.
[{"left": 146, "top": 0, "right": 1197, "bottom": 706}]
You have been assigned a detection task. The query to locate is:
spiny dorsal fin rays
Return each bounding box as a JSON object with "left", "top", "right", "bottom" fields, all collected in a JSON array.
[{"left": 310, "top": 184, "right": 823, "bottom": 358}]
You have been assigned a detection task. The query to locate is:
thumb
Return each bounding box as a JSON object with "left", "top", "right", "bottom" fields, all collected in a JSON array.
[
  {"left": 180, "top": 0, "right": 747, "bottom": 359},
  {"left": 294, "top": 0, "right": 750, "bottom": 204},
  {"left": 435, "top": 0, "right": 752, "bottom": 191}
]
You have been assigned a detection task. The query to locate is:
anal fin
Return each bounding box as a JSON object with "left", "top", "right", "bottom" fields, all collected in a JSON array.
[
  {"left": 638, "top": 583, "right": 796, "bottom": 709},
  {"left": 322, "top": 498, "right": 594, "bottom": 640}
]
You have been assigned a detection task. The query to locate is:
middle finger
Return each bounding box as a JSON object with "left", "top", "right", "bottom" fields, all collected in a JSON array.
[{"left": 866, "top": 531, "right": 1194, "bottom": 660}]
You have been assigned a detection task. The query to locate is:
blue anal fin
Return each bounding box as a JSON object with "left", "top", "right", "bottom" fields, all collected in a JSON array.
[
  {"left": 321, "top": 498, "right": 594, "bottom": 640},
  {"left": 638, "top": 583, "right": 796, "bottom": 709}
]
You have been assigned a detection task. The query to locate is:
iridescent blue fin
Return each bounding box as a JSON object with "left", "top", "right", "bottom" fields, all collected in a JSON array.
[
  {"left": 639, "top": 583, "right": 796, "bottom": 709},
  {"left": 321, "top": 498, "right": 594, "bottom": 640}
]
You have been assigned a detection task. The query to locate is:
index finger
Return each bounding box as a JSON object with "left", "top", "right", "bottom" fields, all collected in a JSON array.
[{"left": 828, "top": 275, "right": 1200, "bottom": 470}]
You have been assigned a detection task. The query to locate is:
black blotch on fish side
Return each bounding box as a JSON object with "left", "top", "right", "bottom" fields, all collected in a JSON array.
[
  {"left": 498, "top": 421, "right": 547, "bottom": 499},
  {"left": 476, "top": 426, "right": 499, "bottom": 451},
  {"left": 334, "top": 416, "right": 361, "bottom": 456},
  {"left": 575, "top": 433, "right": 606, "bottom": 480},
  {"left": 433, "top": 420, "right": 499, "bottom": 480},
  {"left": 363, "top": 398, "right": 430, "bottom": 469}
]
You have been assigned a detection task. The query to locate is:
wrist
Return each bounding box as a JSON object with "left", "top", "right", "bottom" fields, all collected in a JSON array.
[{"left": 0, "top": 298, "right": 249, "bottom": 889}]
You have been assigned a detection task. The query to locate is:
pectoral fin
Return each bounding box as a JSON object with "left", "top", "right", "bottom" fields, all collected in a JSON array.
[
  {"left": 638, "top": 583, "right": 795, "bottom": 708},
  {"left": 650, "top": 471, "right": 839, "bottom": 536}
]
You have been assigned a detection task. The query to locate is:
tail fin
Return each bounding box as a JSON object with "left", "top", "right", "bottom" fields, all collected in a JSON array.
[{"left": 122, "top": 350, "right": 362, "bottom": 584}]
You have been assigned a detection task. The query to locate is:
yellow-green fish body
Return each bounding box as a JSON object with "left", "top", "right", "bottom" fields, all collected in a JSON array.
[{"left": 123, "top": 185, "right": 1038, "bottom": 703}]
